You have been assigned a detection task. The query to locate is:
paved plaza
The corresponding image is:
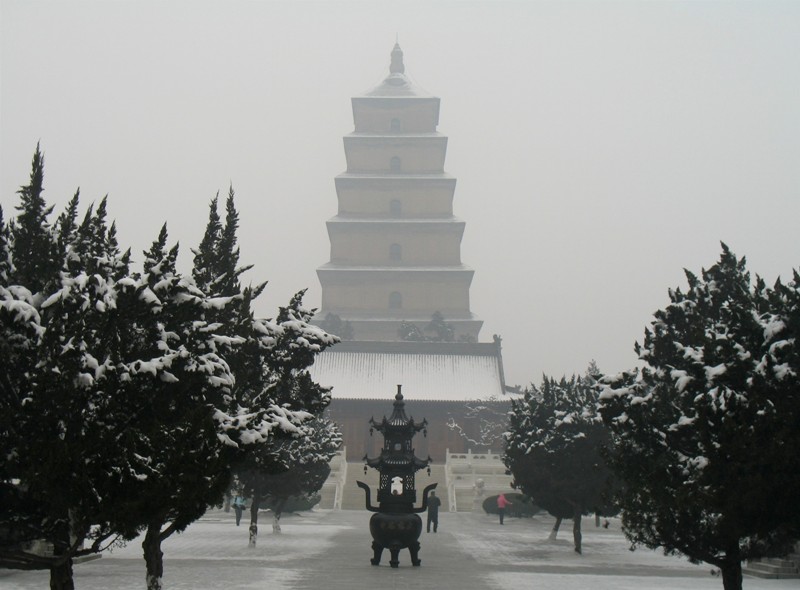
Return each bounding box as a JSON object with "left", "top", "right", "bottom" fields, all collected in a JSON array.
[{"left": 1, "top": 509, "right": 797, "bottom": 590}]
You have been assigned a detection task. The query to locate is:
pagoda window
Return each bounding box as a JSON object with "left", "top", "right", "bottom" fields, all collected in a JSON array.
[
  {"left": 389, "top": 243, "right": 402, "bottom": 261},
  {"left": 390, "top": 118, "right": 401, "bottom": 132},
  {"left": 389, "top": 291, "right": 402, "bottom": 309},
  {"left": 390, "top": 156, "right": 402, "bottom": 173},
  {"left": 390, "top": 199, "right": 402, "bottom": 216}
]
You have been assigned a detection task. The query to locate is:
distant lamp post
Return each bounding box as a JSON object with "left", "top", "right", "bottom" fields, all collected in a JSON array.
[{"left": 357, "top": 385, "right": 437, "bottom": 568}]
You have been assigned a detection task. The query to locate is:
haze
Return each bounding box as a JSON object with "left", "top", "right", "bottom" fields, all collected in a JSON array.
[{"left": 2, "top": 0, "right": 799, "bottom": 388}]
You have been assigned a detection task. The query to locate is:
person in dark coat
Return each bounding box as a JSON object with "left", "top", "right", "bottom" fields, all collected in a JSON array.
[
  {"left": 427, "top": 491, "right": 442, "bottom": 533},
  {"left": 233, "top": 495, "right": 246, "bottom": 526}
]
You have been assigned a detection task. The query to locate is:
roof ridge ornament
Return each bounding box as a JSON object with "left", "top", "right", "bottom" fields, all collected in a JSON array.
[{"left": 390, "top": 42, "right": 405, "bottom": 74}]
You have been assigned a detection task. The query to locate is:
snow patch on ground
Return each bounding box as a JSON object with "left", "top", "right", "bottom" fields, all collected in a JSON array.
[{"left": 486, "top": 572, "right": 800, "bottom": 590}]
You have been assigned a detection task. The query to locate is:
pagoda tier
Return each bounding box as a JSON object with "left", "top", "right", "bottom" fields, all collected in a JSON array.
[
  {"left": 315, "top": 43, "right": 482, "bottom": 342},
  {"left": 334, "top": 175, "right": 456, "bottom": 218}
]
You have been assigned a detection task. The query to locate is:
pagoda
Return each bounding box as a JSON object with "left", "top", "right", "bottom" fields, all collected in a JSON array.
[
  {"left": 315, "top": 43, "right": 482, "bottom": 342},
  {"left": 310, "top": 45, "right": 512, "bottom": 473}
]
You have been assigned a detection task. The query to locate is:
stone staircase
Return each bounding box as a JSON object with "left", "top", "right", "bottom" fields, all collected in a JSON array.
[
  {"left": 317, "top": 448, "right": 347, "bottom": 510},
  {"left": 318, "top": 448, "right": 515, "bottom": 512},
  {"left": 337, "top": 463, "right": 447, "bottom": 511},
  {"left": 317, "top": 447, "right": 449, "bottom": 511},
  {"left": 339, "top": 463, "right": 380, "bottom": 510},
  {"left": 744, "top": 549, "right": 800, "bottom": 579}
]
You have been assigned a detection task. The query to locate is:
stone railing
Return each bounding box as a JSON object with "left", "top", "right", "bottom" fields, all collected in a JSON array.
[
  {"left": 325, "top": 446, "right": 347, "bottom": 511},
  {"left": 444, "top": 449, "right": 513, "bottom": 512}
]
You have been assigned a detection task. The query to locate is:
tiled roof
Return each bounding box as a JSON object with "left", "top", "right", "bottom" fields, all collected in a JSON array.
[{"left": 309, "top": 341, "right": 506, "bottom": 402}]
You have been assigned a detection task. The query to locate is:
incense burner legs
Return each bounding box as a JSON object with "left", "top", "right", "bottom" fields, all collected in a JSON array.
[{"left": 368, "top": 512, "right": 423, "bottom": 568}]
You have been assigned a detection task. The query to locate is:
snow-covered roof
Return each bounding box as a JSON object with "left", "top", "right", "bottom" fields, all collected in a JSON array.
[{"left": 309, "top": 341, "right": 507, "bottom": 402}]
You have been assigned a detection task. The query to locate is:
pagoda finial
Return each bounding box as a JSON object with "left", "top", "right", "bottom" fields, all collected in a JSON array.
[{"left": 390, "top": 42, "right": 405, "bottom": 75}]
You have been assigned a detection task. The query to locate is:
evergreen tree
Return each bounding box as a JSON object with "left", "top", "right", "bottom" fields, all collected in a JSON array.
[
  {"left": 239, "top": 416, "right": 340, "bottom": 539},
  {"left": 319, "top": 312, "right": 354, "bottom": 341},
  {"left": 1, "top": 153, "right": 340, "bottom": 589},
  {"left": 398, "top": 319, "right": 424, "bottom": 341},
  {"left": 191, "top": 194, "right": 222, "bottom": 294},
  {"left": 398, "top": 312, "right": 456, "bottom": 342},
  {"left": 8, "top": 144, "right": 60, "bottom": 293},
  {"left": 597, "top": 244, "right": 800, "bottom": 590},
  {"left": 1, "top": 152, "right": 238, "bottom": 590},
  {"left": 189, "top": 195, "right": 340, "bottom": 550},
  {"left": 0, "top": 207, "right": 14, "bottom": 281},
  {"left": 504, "top": 375, "right": 616, "bottom": 553},
  {"left": 0, "top": 177, "right": 171, "bottom": 588},
  {"left": 425, "top": 311, "right": 455, "bottom": 342},
  {"left": 116, "top": 226, "right": 252, "bottom": 590}
]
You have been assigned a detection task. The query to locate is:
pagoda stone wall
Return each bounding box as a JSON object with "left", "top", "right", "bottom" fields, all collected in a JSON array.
[{"left": 315, "top": 44, "right": 482, "bottom": 342}]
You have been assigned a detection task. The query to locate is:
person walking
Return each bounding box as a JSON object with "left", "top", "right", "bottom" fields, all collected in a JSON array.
[
  {"left": 427, "top": 490, "right": 442, "bottom": 533},
  {"left": 233, "top": 495, "right": 246, "bottom": 526},
  {"left": 496, "top": 493, "right": 512, "bottom": 525}
]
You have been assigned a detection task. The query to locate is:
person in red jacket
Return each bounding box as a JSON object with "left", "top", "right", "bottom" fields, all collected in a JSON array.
[{"left": 496, "top": 493, "right": 512, "bottom": 525}]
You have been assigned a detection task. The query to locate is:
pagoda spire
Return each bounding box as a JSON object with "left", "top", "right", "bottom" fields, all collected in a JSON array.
[{"left": 390, "top": 42, "right": 405, "bottom": 74}]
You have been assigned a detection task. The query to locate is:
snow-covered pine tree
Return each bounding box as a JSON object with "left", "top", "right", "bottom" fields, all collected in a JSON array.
[
  {"left": 319, "top": 313, "right": 354, "bottom": 341},
  {"left": 425, "top": 311, "right": 455, "bottom": 342},
  {"left": 398, "top": 312, "right": 456, "bottom": 342},
  {"left": 119, "top": 224, "right": 246, "bottom": 590},
  {"left": 239, "top": 416, "right": 341, "bottom": 538},
  {"left": 597, "top": 244, "right": 800, "bottom": 590},
  {"left": 398, "top": 319, "right": 424, "bottom": 341},
  {"left": 188, "top": 193, "right": 340, "bottom": 549},
  {"left": 0, "top": 207, "right": 10, "bottom": 280},
  {"left": 0, "top": 174, "right": 169, "bottom": 588},
  {"left": 0, "top": 203, "right": 48, "bottom": 570},
  {"left": 504, "top": 375, "right": 616, "bottom": 554},
  {"left": 1, "top": 152, "right": 234, "bottom": 590}
]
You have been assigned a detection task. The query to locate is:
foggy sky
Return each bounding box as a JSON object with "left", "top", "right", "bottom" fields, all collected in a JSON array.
[{"left": 2, "top": 0, "right": 799, "bottom": 388}]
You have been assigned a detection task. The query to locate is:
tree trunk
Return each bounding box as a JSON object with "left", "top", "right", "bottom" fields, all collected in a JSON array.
[
  {"left": 720, "top": 546, "right": 743, "bottom": 590},
  {"left": 50, "top": 521, "right": 75, "bottom": 590},
  {"left": 548, "top": 516, "right": 562, "bottom": 541},
  {"left": 142, "top": 523, "right": 164, "bottom": 590},
  {"left": 272, "top": 498, "right": 286, "bottom": 534},
  {"left": 224, "top": 493, "right": 231, "bottom": 513},
  {"left": 595, "top": 513, "right": 600, "bottom": 527},
  {"left": 572, "top": 506, "right": 583, "bottom": 554},
  {"left": 272, "top": 512, "right": 281, "bottom": 534},
  {"left": 248, "top": 498, "right": 260, "bottom": 548},
  {"left": 49, "top": 559, "right": 75, "bottom": 590}
]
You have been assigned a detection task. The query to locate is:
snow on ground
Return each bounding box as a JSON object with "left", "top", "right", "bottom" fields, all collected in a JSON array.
[
  {"left": 0, "top": 510, "right": 346, "bottom": 590},
  {"left": 0, "top": 509, "right": 796, "bottom": 590},
  {"left": 452, "top": 511, "right": 708, "bottom": 573},
  {"left": 451, "top": 510, "right": 798, "bottom": 589},
  {"left": 486, "top": 572, "right": 800, "bottom": 590}
]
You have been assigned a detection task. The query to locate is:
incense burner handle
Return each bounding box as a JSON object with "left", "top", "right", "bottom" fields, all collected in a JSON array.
[{"left": 357, "top": 480, "right": 379, "bottom": 512}]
